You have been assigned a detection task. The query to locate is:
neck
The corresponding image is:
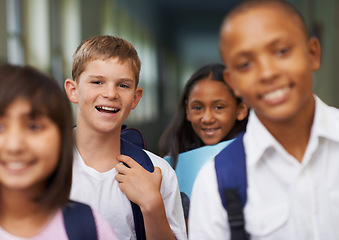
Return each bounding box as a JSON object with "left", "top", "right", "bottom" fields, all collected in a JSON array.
[
  {"left": 0, "top": 187, "right": 56, "bottom": 238},
  {"left": 75, "top": 124, "right": 121, "bottom": 172},
  {"left": 258, "top": 98, "right": 315, "bottom": 163}
]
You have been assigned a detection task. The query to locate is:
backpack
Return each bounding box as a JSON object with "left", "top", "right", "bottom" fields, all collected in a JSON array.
[{"left": 214, "top": 132, "right": 249, "bottom": 240}]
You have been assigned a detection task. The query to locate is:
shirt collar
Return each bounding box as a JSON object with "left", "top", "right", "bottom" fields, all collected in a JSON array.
[
  {"left": 312, "top": 95, "right": 339, "bottom": 143},
  {"left": 244, "top": 95, "right": 339, "bottom": 166},
  {"left": 244, "top": 109, "right": 278, "bottom": 166}
]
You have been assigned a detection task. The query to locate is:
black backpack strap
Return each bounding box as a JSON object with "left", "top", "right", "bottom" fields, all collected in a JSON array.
[
  {"left": 121, "top": 138, "right": 154, "bottom": 240},
  {"left": 215, "top": 133, "right": 249, "bottom": 240},
  {"left": 63, "top": 201, "right": 98, "bottom": 240}
]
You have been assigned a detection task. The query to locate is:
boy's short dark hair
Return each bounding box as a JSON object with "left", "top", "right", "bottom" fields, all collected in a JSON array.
[
  {"left": 0, "top": 64, "right": 74, "bottom": 209},
  {"left": 223, "top": 0, "right": 309, "bottom": 39},
  {"left": 72, "top": 35, "right": 141, "bottom": 86}
]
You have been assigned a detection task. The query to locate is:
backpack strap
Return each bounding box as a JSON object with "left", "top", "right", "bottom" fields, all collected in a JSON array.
[
  {"left": 215, "top": 133, "right": 249, "bottom": 240},
  {"left": 121, "top": 125, "right": 147, "bottom": 149},
  {"left": 63, "top": 201, "right": 98, "bottom": 240},
  {"left": 120, "top": 138, "right": 154, "bottom": 240}
]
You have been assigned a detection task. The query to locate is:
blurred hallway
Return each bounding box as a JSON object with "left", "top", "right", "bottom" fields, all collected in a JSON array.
[{"left": 1, "top": 0, "right": 339, "bottom": 154}]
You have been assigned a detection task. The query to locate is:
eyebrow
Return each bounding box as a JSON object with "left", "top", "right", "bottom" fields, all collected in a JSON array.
[
  {"left": 0, "top": 110, "right": 43, "bottom": 119},
  {"left": 87, "top": 75, "right": 135, "bottom": 82},
  {"left": 87, "top": 75, "right": 105, "bottom": 80},
  {"left": 232, "top": 37, "right": 289, "bottom": 58},
  {"left": 28, "top": 111, "right": 45, "bottom": 118},
  {"left": 119, "top": 78, "right": 135, "bottom": 83},
  {"left": 232, "top": 51, "right": 252, "bottom": 59},
  {"left": 190, "top": 99, "right": 226, "bottom": 104}
]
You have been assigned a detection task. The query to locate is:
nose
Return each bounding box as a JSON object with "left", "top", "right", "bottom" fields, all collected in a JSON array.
[
  {"left": 201, "top": 109, "right": 215, "bottom": 124},
  {"left": 2, "top": 125, "right": 25, "bottom": 154},
  {"left": 257, "top": 55, "right": 279, "bottom": 83},
  {"left": 102, "top": 85, "right": 118, "bottom": 99}
]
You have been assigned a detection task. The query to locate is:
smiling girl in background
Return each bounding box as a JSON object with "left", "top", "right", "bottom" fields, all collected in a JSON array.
[
  {"left": 159, "top": 63, "right": 248, "bottom": 170},
  {"left": 159, "top": 63, "right": 248, "bottom": 228}
]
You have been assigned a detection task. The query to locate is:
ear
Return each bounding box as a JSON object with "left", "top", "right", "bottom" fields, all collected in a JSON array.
[
  {"left": 223, "top": 69, "right": 241, "bottom": 97},
  {"left": 131, "top": 87, "right": 143, "bottom": 110},
  {"left": 236, "top": 101, "right": 248, "bottom": 121},
  {"left": 308, "top": 37, "right": 321, "bottom": 71},
  {"left": 185, "top": 100, "right": 191, "bottom": 122},
  {"left": 64, "top": 78, "right": 78, "bottom": 104}
]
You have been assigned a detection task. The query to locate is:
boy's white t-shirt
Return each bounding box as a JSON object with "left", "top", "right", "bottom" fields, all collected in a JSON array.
[{"left": 70, "top": 147, "right": 187, "bottom": 240}]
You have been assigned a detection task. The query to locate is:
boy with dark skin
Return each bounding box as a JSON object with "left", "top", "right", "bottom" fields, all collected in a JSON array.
[{"left": 189, "top": 0, "right": 339, "bottom": 239}]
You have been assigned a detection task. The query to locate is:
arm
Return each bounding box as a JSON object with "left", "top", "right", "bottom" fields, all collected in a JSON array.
[{"left": 115, "top": 155, "right": 176, "bottom": 240}]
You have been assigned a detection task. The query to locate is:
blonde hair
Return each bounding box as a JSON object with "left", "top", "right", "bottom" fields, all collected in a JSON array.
[{"left": 72, "top": 35, "right": 141, "bottom": 86}]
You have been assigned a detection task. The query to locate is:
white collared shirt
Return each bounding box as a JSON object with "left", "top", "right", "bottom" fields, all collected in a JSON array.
[{"left": 189, "top": 96, "right": 339, "bottom": 240}]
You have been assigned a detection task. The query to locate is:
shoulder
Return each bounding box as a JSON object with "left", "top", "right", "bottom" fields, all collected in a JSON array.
[
  {"left": 143, "top": 149, "right": 175, "bottom": 172},
  {"left": 323, "top": 101, "right": 339, "bottom": 118},
  {"left": 189, "top": 159, "right": 229, "bottom": 239},
  {"left": 316, "top": 96, "right": 339, "bottom": 116},
  {"left": 143, "top": 149, "right": 178, "bottom": 187},
  {"left": 190, "top": 159, "right": 218, "bottom": 207},
  {"left": 315, "top": 96, "right": 339, "bottom": 142},
  {"left": 143, "top": 149, "right": 179, "bottom": 191},
  {"left": 194, "top": 159, "right": 216, "bottom": 186}
]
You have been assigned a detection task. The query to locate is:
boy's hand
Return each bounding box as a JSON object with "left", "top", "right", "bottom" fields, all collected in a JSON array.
[
  {"left": 115, "top": 155, "right": 163, "bottom": 212},
  {"left": 116, "top": 155, "right": 176, "bottom": 240}
]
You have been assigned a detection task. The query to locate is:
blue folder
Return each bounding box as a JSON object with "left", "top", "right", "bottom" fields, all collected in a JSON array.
[{"left": 165, "top": 139, "right": 234, "bottom": 198}]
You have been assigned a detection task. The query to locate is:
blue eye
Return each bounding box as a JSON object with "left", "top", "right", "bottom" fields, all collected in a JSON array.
[
  {"left": 119, "top": 83, "right": 129, "bottom": 88},
  {"left": 215, "top": 105, "right": 224, "bottom": 110},
  {"left": 92, "top": 81, "right": 102, "bottom": 85}
]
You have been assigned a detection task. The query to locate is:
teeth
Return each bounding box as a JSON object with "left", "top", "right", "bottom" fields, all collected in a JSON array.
[
  {"left": 6, "top": 162, "right": 28, "bottom": 170},
  {"left": 99, "top": 106, "right": 117, "bottom": 111},
  {"left": 263, "top": 86, "right": 290, "bottom": 100},
  {"left": 203, "top": 128, "right": 218, "bottom": 132}
]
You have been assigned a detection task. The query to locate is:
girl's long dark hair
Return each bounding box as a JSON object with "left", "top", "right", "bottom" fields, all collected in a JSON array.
[
  {"left": 0, "top": 64, "right": 74, "bottom": 209},
  {"left": 158, "top": 63, "right": 248, "bottom": 169}
]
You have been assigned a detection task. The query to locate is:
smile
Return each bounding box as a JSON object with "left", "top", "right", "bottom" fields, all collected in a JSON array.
[
  {"left": 202, "top": 128, "right": 219, "bottom": 131},
  {"left": 96, "top": 106, "right": 120, "bottom": 113},
  {"left": 262, "top": 86, "right": 290, "bottom": 101},
  {"left": 1, "top": 161, "right": 30, "bottom": 171},
  {"left": 202, "top": 128, "right": 220, "bottom": 135}
]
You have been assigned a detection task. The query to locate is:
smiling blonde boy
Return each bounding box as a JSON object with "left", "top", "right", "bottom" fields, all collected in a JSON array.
[
  {"left": 188, "top": 0, "right": 339, "bottom": 239},
  {"left": 64, "top": 35, "right": 186, "bottom": 240}
]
